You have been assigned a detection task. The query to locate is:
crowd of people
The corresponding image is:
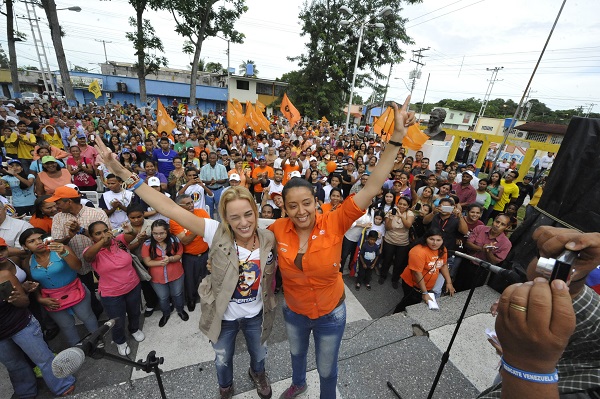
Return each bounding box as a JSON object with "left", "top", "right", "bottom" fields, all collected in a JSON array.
[{"left": 0, "top": 95, "right": 588, "bottom": 399}]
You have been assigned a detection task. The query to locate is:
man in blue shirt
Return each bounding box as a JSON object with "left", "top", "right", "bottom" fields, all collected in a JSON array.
[
  {"left": 200, "top": 152, "right": 228, "bottom": 220},
  {"left": 152, "top": 137, "right": 178, "bottom": 176}
]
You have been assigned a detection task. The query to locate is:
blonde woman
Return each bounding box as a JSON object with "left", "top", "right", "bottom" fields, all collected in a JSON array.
[{"left": 93, "top": 137, "right": 276, "bottom": 399}]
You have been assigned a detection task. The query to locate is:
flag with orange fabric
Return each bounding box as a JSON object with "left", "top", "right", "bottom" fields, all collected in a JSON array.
[
  {"left": 227, "top": 101, "right": 246, "bottom": 134},
  {"left": 255, "top": 100, "right": 266, "bottom": 113},
  {"left": 245, "top": 101, "right": 271, "bottom": 132},
  {"left": 232, "top": 98, "right": 243, "bottom": 113},
  {"left": 280, "top": 93, "right": 301, "bottom": 126},
  {"left": 253, "top": 101, "right": 272, "bottom": 132},
  {"left": 156, "top": 99, "right": 176, "bottom": 135},
  {"left": 373, "top": 106, "right": 430, "bottom": 150}
]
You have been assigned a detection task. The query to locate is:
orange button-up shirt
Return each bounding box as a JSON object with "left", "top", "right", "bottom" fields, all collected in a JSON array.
[{"left": 268, "top": 195, "right": 365, "bottom": 319}]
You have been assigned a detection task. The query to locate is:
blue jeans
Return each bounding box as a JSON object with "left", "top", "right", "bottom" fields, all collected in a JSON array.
[
  {"left": 205, "top": 187, "right": 223, "bottom": 220},
  {"left": 0, "top": 316, "right": 75, "bottom": 398},
  {"left": 151, "top": 276, "right": 184, "bottom": 316},
  {"left": 283, "top": 302, "right": 346, "bottom": 399},
  {"left": 211, "top": 311, "right": 266, "bottom": 389},
  {"left": 432, "top": 255, "right": 457, "bottom": 298},
  {"left": 48, "top": 285, "right": 99, "bottom": 346},
  {"left": 100, "top": 283, "right": 142, "bottom": 345}
]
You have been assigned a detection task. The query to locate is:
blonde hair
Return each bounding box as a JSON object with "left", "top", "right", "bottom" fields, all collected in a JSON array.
[{"left": 218, "top": 186, "right": 259, "bottom": 239}]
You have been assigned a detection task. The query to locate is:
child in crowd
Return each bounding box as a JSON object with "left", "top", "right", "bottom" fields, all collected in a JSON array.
[{"left": 355, "top": 230, "right": 381, "bottom": 291}]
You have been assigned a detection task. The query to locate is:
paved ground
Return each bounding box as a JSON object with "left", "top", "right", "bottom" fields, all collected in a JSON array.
[{"left": 2, "top": 273, "right": 501, "bottom": 399}]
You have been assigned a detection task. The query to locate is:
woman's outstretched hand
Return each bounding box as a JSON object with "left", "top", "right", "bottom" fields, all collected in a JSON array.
[
  {"left": 94, "top": 138, "right": 128, "bottom": 179},
  {"left": 390, "top": 96, "right": 416, "bottom": 142}
]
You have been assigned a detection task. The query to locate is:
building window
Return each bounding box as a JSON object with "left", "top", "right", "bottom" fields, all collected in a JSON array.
[
  {"left": 449, "top": 112, "right": 455, "bottom": 119},
  {"left": 550, "top": 135, "right": 563, "bottom": 144},
  {"left": 482, "top": 126, "right": 494, "bottom": 131},
  {"left": 236, "top": 80, "right": 249, "bottom": 90},
  {"left": 526, "top": 132, "right": 548, "bottom": 143},
  {"left": 256, "top": 83, "right": 273, "bottom": 95},
  {"left": 274, "top": 84, "right": 286, "bottom": 96}
]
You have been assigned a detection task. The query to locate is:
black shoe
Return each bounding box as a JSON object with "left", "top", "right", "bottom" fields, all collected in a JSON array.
[
  {"left": 378, "top": 277, "right": 385, "bottom": 285},
  {"left": 159, "top": 314, "right": 170, "bottom": 327},
  {"left": 144, "top": 307, "right": 154, "bottom": 318},
  {"left": 178, "top": 310, "right": 189, "bottom": 321},
  {"left": 392, "top": 281, "right": 399, "bottom": 289},
  {"left": 187, "top": 301, "right": 196, "bottom": 312},
  {"left": 43, "top": 327, "right": 60, "bottom": 342}
]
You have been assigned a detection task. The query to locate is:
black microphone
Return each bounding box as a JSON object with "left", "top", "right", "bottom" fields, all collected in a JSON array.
[
  {"left": 452, "top": 251, "right": 522, "bottom": 284},
  {"left": 52, "top": 318, "right": 117, "bottom": 378}
]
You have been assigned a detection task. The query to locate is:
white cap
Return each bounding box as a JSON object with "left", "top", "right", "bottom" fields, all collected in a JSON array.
[
  {"left": 6, "top": 103, "right": 15, "bottom": 108},
  {"left": 229, "top": 173, "right": 241, "bottom": 181},
  {"left": 309, "top": 156, "right": 318, "bottom": 162},
  {"left": 290, "top": 171, "right": 302, "bottom": 179},
  {"left": 148, "top": 176, "right": 161, "bottom": 187}
]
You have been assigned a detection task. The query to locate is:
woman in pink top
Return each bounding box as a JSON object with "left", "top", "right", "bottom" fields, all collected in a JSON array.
[
  {"left": 141, "top": 219, "right": 186, "bottom": 328},
  {"left": 83, "top": 221, "right": 145, "bottom": 356}
]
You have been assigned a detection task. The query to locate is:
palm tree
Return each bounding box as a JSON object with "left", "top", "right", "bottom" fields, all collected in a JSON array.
[{"left": 239, "top": 60, "right": 257, "bottom": 77}]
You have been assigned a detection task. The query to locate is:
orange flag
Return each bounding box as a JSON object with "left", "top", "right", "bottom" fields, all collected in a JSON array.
[
  {"left": 227, "top": 101, "right": 246, "bottom": 134},
  {"left": 254, "top": 101, "right": 272, "bottom": 132},
  {"left": 280, "top": 93, "right": 301, "bottom": 126},
  {"left": 402, "top": 123, "right": 430, "bottom": 151},
  {"left": 232, "top": 98, "right": 243, "bottom": 113},
  {"left": 245, "top": 101, "right": 271, "bottom": 132},
  {"left": 156, "top": 99, "right": 176, "bottom": 135},
  {"left": 255, "top": 100, "right": 266, "bottom": 113},
  {"left": 372, "top": 107, "right": 395, "bottom": 141}
]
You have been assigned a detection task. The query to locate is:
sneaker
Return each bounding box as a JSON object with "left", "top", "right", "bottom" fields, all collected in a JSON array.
[
  {"left": 248, "top": 368, "right": 272, "bottom": 399},
  {"left": 144, "top": 307, "right": 154, "bottom": 317},
  {"left": 366, "top": 284, "right": 372, "bottom": 290},
  {"left": 279, "top": 384, "right": 307, "bottom": 399},
  {"left": 131, "top": 330, "right": 145, "bottom": 342},
  {"left": 219, "top": 384, "right": 234, "bottom": 399},
  {"left": 117, "top": 342, "right": 131, "bottom": 356}
]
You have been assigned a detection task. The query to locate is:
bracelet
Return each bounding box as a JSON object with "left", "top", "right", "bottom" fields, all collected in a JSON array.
[
  {"left": 129, "top": 179, "right": 144, "bottom": 191},
  {"left": 500, "top": 357, "right": 558, "bottom": 384},
  {"left": 59, "top": 249, "right": 69, "bottom": 258},
  {"left": 122, "top": 174, "right": 141, "bottom": 190},
  {"left": 388, "top": 140, "right": 402, "bottom": 147}
]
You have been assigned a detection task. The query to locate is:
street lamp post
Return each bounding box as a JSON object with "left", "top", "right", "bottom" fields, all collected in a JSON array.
[{"left": 340, "top": 6, "right": 392, "bottom": 135}]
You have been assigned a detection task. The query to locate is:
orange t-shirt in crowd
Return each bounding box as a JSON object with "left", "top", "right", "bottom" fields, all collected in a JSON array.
[
  {"left": 320, "top": 202, "right": 341, "bottom": 214},
  {"left": 30, "top": 215, "right": 53, "bottom": 233},
  {"left": 282, "top": 163, "right": 300, "bottom": 185},
  {"left": 169, "top": 208, "right": 210, "bottom": 255},
  {"left": 268, "top": 195, "right": 365, "bottom": 319},
  {"left": 400, "top": 244, "right": 448, "bottom": 291},
  {"left": 251, "top": 165, "right": 274, "bottom": 193}
]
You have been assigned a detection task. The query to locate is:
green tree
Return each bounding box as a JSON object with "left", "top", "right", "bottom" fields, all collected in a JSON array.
[
  {"left": 156, "top": 0, "right": 247, "bottom": 106},
  {"left": 239, "top": 59, "right": 257, "bottom": 76},
  {"left": 0, "top": 44, "right": 8, "bottom": 69},
  {"left": 205, "top": 61, "right": 224, "bottom": 74},
  {"left": 125, "top": 16, "right": 168, "bottom": 100},
  {"left": 287, "top": 0, "right": 419, "bottom": 120}
]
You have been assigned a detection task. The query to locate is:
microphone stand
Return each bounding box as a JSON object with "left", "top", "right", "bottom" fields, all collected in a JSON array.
[
  {"left": 89, "top": 346, "right": 167, "bottom": 399},
  {"left": 426, "top": 252, "right": 508, "bottom": 399}
]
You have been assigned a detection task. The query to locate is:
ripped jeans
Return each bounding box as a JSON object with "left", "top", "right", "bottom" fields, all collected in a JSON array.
[{"left": 210, "top": 311, "right": 266, "bottom": 389}]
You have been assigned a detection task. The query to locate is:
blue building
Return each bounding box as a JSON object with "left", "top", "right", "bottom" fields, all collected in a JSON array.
[{"left": 58, "top": 71, "right": 228, "bottom": 113}]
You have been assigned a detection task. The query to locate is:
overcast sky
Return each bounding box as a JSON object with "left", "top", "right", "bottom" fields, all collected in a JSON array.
[{"left": 2, "top": 0, "right": 599, "bottom": 113}]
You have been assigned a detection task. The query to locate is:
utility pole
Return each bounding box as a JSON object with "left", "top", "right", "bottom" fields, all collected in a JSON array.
[
  {"left": 519, "top": 87, "right": 533, "bottom": 119},
  {"left": 478, "top": 66, "right": 503, "bottom": 118},
  {"left": 5, "top": 0, "right": 21, "bottom": 97},
  {"left": 94, "top": 39, "right": 112, "bottom": 63},
  {"left": 409, "top": 47, "right": 429, "bottom": 94},
  {"left": 584, "top": 103, "right": 596, "bottom": 118},
  {"left": 379, "top": 63, "right": 393, "bottom": 112}
]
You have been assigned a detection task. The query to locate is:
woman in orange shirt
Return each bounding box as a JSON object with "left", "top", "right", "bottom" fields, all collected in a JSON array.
[
  {"left": 393, "top": 227, "right": 455, "bottom": 313},
  {"left": 29, "top": 195, "right": 57, "bottom": 233},
  {"left": 268, "top": 98, "right": 415, "bottom": 399},
  {"left": 320, "top": 187, "right": 342, "bottom": 214}
]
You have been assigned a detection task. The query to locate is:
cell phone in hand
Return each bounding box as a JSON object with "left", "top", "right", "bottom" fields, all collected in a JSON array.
[{"left": 0, "top": 280, "right": 13, "bottom": 301}]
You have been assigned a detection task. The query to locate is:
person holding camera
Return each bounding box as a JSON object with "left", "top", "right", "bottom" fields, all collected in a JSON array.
[
  {"left": 423, "top": 197, "right": 468, "bottom": 297},
  {"left": 178, "top": 168, "right": 214, "bottom": 210},
  {"left": 379, "top": 196, "right": 415, "bottom": 288}
]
